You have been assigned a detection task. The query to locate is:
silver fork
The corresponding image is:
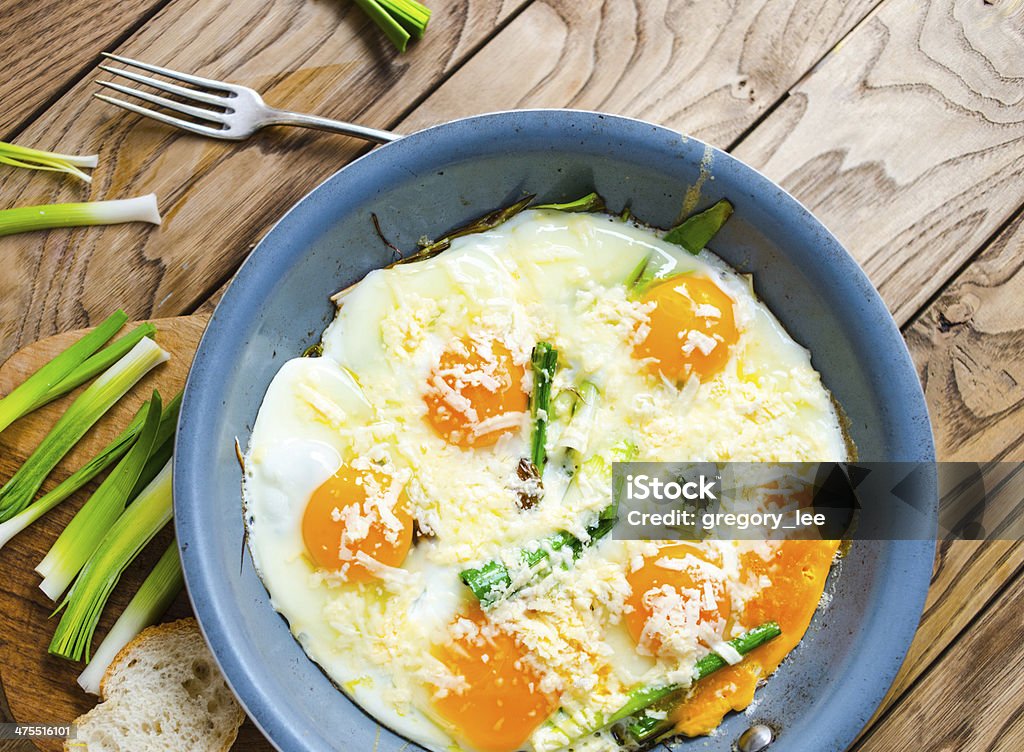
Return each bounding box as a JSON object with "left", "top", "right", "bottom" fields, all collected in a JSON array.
[{"left": 93, "top": 52, "right": 399, "bottom": 145}]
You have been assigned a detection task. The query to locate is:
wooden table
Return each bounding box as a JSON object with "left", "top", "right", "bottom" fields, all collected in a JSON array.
[{"left": 1, "top": 0, "right": 1022, "bottom": 749}]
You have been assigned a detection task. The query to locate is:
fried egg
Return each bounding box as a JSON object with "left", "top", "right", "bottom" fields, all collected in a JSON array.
[{"left": 244, "top": 208, "right": 849, "bottom": 752}]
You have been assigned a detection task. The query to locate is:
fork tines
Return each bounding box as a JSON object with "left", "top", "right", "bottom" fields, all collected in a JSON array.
[{"left": 93, "top": 52, "right": 236, "bottom": 137}]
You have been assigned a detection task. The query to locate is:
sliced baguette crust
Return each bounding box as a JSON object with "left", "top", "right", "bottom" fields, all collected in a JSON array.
[{"left": 66, "top": 618, "right": 244, "bottom": 752}]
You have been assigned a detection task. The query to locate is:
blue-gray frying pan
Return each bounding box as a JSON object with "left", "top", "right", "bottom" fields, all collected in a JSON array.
[{"left": 175, "top": 110, "right": 936, "bottom": 752}]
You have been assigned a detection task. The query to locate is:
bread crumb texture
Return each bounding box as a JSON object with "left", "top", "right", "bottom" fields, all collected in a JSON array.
[{"left": 66, "top": 618, "right": 244, "bottom": 752}]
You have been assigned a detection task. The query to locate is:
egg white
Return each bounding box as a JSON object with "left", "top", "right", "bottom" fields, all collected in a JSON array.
[{"left": 243, "top": 209, "right": 849, "bottom": 751}]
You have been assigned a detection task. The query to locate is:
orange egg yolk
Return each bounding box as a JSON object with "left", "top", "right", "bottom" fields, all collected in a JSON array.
[
  {"left": 432, "top": 606, "right": 558, "bottom": 752},
  {"left": 301, "top": 465, "right": 413, "bottom": 582},
  {"left": 668, "top": 540, "right": 840, "bottom": 737},
  {"left": 625, "top": 543, "right": 731, "bottom": 653},
  {"left": 634, "top": 276, "right": 739, "bottom": 382},
  {"left": 424, "top": 336, "right": 528, "bottom": 447}
]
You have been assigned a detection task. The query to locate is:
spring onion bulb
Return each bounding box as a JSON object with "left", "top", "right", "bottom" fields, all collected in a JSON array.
[
  {"left": 77, "top": 540, "right": 183, "bottom": 694},
  {"left": 0, "top": 309, "right": 127, "bottom": 437},
  {"left": 30, "top": 323, "right": 157, "bottom": 413},
  {"left": 352, "top": 0, "right": 431, "bottom": 52},
  {"left": 37, "top": 392, "right": 163, "bottom": 600},
  {"left": 0, "top": 141, "right": 98, "bottom": 183},
  {"left": 0, "top": 194, "right": 161, "bottom": 237},
  {"left": 49, "top": 458, "right": 174, "bottom": 662},
  {"left": 0, "top": 404, "right": 148, "bottom": 552},
  {"left": 0, "top": 336, "right": 168, "bottom": 524}
]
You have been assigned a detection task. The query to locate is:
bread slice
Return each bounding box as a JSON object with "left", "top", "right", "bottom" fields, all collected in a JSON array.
[{"left": 66, "top": 618, "right": 245, "bottom": 752}]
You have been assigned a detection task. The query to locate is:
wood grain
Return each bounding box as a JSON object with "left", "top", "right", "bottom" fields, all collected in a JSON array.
[
  {"left": 0, "top": 315, "right": 272, "bottom": 752},
  {"left": 906, "top": 209, "right": 1024, "bottom": 464},
  {"left": 400, "top": 0, "right": 880, "bottom": 142},
  {"left": 0, "top": 0, "right": 169, "bottom": 138},
  {"left": 0, "top": 0, "right": 527, "bottom": 365},
  {"left": 731, "top": 0, "right": 1024, "bottom": 325},
  {"left": 856, "top": 566, "right": 1024, "bottom": 751},
  {"left": 858, "top": 207, "right": 1024, "bottom": 732}
]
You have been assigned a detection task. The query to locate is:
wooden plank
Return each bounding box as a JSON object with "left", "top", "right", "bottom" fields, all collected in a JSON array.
[
  {"left": 0, "top": 0, "right": 169, "bottom": 138},
  {"left": 731, "top": 0, "right": 1024, "bottom": 325},
  {"left": 855, "top": 567, "right": 1024, "bottom": 751},
  {"left": 859, "top": 208, "right": 1024, "bottom": 729},
  {"left": 0, "top": 0, "right": 527, "bottom": 364},
  {"left": 905, "top": 209, "right": 1024, "bottom": 463},
  {"left": 399, "top": 0, "right": 879, "bottom": 141}
]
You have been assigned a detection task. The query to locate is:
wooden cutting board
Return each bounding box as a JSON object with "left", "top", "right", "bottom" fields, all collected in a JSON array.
[{"left": 0, "top": 314, "right": 271, "bottom": 752}]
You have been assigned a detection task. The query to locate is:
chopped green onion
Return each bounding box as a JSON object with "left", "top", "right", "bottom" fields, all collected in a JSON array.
[
  {"left": 534, "top": 192, "right": 606, "bottom": 213},
  {"left": 77, "top": 539, "right": 183, "bottom": 694},
  {"left": 663, "top": 199, "right": 733, "bottom": 255},
  {"left": 530, "top": 342, "right": 558, "bottom": 472},
  {"left": 30, "top": 324, "right": 157, "bottom": 413},
  {"left": 0, "top": 336, "right": 168, "bottom": 523},
  {"left": 49, "top": 458, "right": 174, "bottom": 662},
  {"left": 37, "top": 392, "right": 163, "bottom": 600},
  {"left": 352, "top": 0, "right": 431, "bottom": 52},
  {"left": 0, "top": 194, "right": 161, "bottom": 237},
  {"left": 0, "top": 309, "right": 127, "bottom": 436},
  {"left": 0, "top": 404, "right": 148, "bottom": 552},
  {"left": 0, "top": 141, "right": 97, "bottom": 183}
]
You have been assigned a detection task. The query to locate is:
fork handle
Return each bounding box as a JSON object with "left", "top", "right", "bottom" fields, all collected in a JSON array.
[{"left": 264, "top": 109, "right": 400, "bottom": 144}]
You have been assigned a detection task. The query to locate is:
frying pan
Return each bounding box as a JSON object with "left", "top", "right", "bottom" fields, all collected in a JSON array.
[{"left": 175, "top": 110, "right": 936, "bottom": 752}]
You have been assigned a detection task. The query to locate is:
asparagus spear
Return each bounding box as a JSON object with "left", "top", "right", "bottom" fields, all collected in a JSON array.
[
  {"left": 538, "top": 623, "right": 781, "bottom": 751},
  {"left": 530, "top": 342, "right": 558, "bottom": 473},
  {"left": 461, "top": 441, "right": 637, "bottom": 605}
]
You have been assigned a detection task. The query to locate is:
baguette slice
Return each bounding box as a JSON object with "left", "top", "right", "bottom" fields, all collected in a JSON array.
[{"left": 66, "top": 618, "right": 244, "bottom": 752}]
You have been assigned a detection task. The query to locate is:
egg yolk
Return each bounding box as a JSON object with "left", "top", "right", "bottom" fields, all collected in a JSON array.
[
  {"left": 432, "top": 606, "right": 558, "bottom": 752},
  {"left": 424, "top": 336, "right": 528, "bottom": 447},
  {"left": 625, "top": 543, "right": 731, "bottom": 653},
  {"left": 301, "top": 465, "right": 413, "bottom": 581},
  {"left": 634, "top": 276, "right": 738, "bottom": 382}
]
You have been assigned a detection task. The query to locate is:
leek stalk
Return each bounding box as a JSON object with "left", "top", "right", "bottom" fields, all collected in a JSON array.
[
  {"left": 352, "top": 0, "right": 430, "bottom": 52},
  {"left": 50, "top": 459, "right": 174, "bottom": 662},
  {"left": 77, "top": 540, "right": 183, "bottom": 694},
  {"left": 37, "top": 392, "right": 163, "bottom": 600},
  {"left": 0, "top": 336, "right": 168, "bottom": 523},
  {"left": 0, "top": 309, "right": 127, "bottom": 436},
  {"left": 0, "top": 405, "right": 147, "bottom": 551},
  {"left": 30, "top": 323, "right": 157, "bottom": 413},
  {"left": 0, "top": 194, "right": 161, "bottom": 237},
  {"left": 0, "top": 141, "right": 97, "bottom": 183}
]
